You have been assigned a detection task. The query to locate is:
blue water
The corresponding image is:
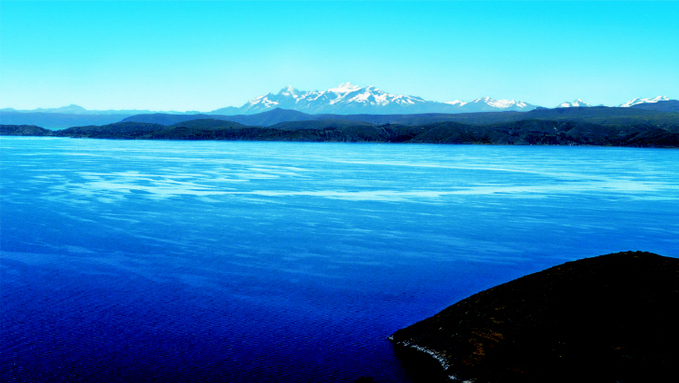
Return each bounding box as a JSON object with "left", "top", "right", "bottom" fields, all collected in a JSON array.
[{"left": 2, "top": 137, "right": 678, "bottom": 382}]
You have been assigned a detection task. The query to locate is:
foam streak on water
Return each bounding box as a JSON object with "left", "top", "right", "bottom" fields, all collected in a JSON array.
[{"left": 2, "top": 138, "right": 678, "bottom": 382}]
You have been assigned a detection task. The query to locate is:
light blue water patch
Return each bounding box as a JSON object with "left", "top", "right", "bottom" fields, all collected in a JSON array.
[{"left": 2, "top": 137, "right": 679, "bottom": 382}]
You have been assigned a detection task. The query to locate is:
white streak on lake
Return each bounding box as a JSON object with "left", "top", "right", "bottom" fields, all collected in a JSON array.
[{"left": 1, "top": 137, "right": 678, "bottom": 382}]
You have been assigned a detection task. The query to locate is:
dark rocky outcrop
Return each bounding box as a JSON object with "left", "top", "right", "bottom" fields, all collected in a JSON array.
[{"left": 390, "top": 251, "right": 679, "bottom": 383}]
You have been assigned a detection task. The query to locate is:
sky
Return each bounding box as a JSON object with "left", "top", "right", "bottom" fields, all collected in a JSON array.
[{"left": 1, "top": 1, "right": 678, "bottom": 112}]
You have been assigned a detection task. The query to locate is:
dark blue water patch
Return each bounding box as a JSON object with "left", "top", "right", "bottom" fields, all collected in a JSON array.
[{"left": 1, "top": 250, "right": 425, "bottom": 382}]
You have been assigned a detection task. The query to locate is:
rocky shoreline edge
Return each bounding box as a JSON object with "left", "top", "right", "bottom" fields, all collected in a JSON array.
[{"left": 386, "top": 337, "right": 460, "bottom": 382}]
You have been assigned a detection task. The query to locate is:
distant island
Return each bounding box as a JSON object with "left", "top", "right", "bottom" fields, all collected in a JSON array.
[
  {"left": 389, "top": 251, "right": 679, "bottom": 383},
  {"left": 2, "top": 106, "right": 679, "bottom": 148}
]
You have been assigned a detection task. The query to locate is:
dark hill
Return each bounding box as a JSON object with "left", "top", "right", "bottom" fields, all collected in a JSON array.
[
  {"left": 311, "top": 111, "right": 526, "bottom": 126},
  {"left": 0, "top": 124, "right": 53, "bottom": 136},
  {"left": 170, "top": 119, "right": 248, "bottom": 129},
  {"left": 55, "top": 122, "right": 167, "bottom": 139},
  {"left": 147, "top": 119, "right": 255, "bottom": 140},
  {"left": 234, "top": 108, "right": 315, "bottom": 126},
  {"left": 123, "top": 108, "right": 316, "bottom": 127},
  {"left": 390, "top": 251, "right": 679, "bottom": 383},
  {"left": 268, "top": 119, "right": 374, "bottom": 130},
  {"left": 120, "top": 113, "right": 217, "bottom": 126},
  {"left": 403, "top": 120, "right": 679, "bottom": 147}
]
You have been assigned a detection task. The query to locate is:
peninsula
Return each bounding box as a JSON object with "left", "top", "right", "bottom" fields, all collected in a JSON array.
[{"left": 390, "top": 251, "right": 679, "bottom": 382}]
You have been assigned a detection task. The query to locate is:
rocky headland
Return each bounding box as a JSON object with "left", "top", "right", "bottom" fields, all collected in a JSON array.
[{"left": 389, "top": 251, "right": 679, "bottom": 383}]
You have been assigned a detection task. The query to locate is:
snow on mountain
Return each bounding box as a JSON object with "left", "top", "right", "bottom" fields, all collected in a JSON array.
[
  {"left": 215, "top": 83, "right": 537, "bottom": 115},
  {"left": 279, "top": 85, "right": 305, "bottom": 98},
  {"left": 328, "top": 82, "right": 362, "bottom": 94},
  {"left": 456, "top": 97, "right": 535, "bottom": 112},
  {"left": 619, "top": 96, "right": 669, "bottom": 108},
  {"left": 557, "top": 99, "right": 592, "bottom": 108},
  {"left": 226, "top": 83, "right": 433, "bottom": 115}
]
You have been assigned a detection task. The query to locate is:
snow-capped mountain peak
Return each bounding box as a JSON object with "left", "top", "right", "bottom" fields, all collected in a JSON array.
[
  {"left": 490, "top": 99, "right": 519, "bottom": 109},
  {"left": 278, "top": 85, "right": 301, "bottom": 96},
  {"left": 620, "top": 96, "right": 669, "bottom": 108},
  {"left": 470, "top": 97, "right": 491, "bottom": 104},
  {"left": 328, "top": 82, "right": 362, "bottom": 94},
  {"left": 445, "top": 100, "right": 466, "bottom": 106},
  {"left": 215, "top": 84, "right": 539, "bottom": 115},
  {"left": 557, "top": 99, "right": 592, "bottom": 108},
  {"left": 464, "top": 97, "right": 531, "bottom": 110},
  {"left": 246, "top": 93, "right": 279, "bottom": 109}
]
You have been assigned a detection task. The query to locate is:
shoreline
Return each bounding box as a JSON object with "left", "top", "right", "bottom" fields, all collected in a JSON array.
[{"left": 3, "top": 119, "right": 679, "bottom": 148}]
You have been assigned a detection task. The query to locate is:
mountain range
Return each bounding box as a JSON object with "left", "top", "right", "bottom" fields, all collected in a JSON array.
[
  {"left": 556, "top": 96, "right": 671, "bottom": 109},
  {"left": 1, "top": 83, "right": 676, "bottom": 128},
  {"left": 211, "top": 83, "right": 537, "bottom": 115},
  {"left": 619, "top": 96, "right": 670, "bottom": 108}
]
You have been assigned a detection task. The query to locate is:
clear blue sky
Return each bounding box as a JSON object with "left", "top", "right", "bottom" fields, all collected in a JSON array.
[{"left": 2, "top": 1, "right": 678, "bottom": 111}]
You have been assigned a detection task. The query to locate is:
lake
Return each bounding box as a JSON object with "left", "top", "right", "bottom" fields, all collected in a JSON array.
[{"left": 1, "top": 137, "right": 678, "bottom": 382}]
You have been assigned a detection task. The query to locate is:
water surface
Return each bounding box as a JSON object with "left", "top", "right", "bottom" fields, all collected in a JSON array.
[{"left": 2, "top": 138, "right": 678, "bottom": 382}]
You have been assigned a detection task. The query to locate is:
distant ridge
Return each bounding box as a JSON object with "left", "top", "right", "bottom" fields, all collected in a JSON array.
[
  {"left": 120, "top": 113, "right": 221, "bottom": 126},
  {"left": 122, "top": 105, "right": 679, "bottom": 129},
  {"left": 122, "top": 108, "right": 314, "bottom": 127},
  {"left": 0, "top": 104, "right": 159, "bottom": 115},
  {"left": 629, "top": 100, "right": 679, "bottom": 113},
  {"left": 5, "top": 104, "right": 679, "bottom": 148},
  {"left": 0, "top": 105, "right": 197, "bottom": 129},
  {"left": 0, "top": 111, "right": 136, "bottom": 129}
]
